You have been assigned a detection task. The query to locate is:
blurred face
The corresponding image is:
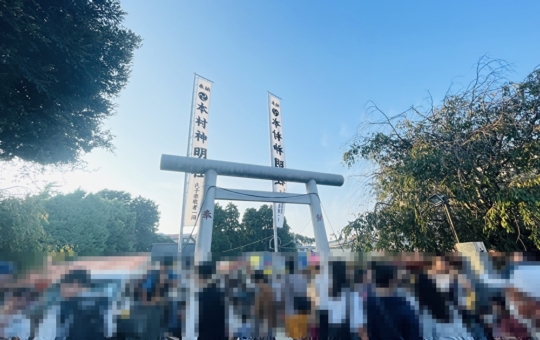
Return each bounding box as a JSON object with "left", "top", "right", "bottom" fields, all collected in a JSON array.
[
  {"left": 431, "top": 257, "right": 450, "bottom": 274},
  {"left": 61, "top": 283, "right": 82, "bottom": 298},
  {"left": 505, "top": 288, "right": 540, "bottom": 329}
]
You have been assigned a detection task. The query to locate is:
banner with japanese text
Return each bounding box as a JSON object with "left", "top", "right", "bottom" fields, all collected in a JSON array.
[
  {"left": 269, "top": 93, "right": 286, "bottom": 228},
  {"left": 183, "top": 76, "right": 213, "bottom": 227}
]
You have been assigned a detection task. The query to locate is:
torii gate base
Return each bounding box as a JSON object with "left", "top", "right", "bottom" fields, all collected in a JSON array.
[{"left": 160, "top": 154, "right": 344, "bottom": 338}]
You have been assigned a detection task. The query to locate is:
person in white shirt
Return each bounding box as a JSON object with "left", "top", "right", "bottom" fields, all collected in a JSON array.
[
  {"left": 349, "top": 267, "right": 367, "bottom": 340},
  {"left": 327, "top": 260, "right": 350, "bottom": 339}
]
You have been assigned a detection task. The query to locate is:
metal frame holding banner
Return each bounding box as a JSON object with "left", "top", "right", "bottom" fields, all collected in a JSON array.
[{"left": 179, "top": 75, "right": 213, "bottom": 252}]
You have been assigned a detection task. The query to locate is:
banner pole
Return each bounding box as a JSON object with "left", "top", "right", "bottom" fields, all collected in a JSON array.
[
  {"left": 178, "top": 73, "right": 198, "bottom": 256},
  {"left": 268, "top": 93, "right": 279, "bottom": 253}
]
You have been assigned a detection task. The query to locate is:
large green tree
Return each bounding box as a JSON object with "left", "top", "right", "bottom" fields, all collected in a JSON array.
[
  {"left": 211, "top": 203, "right": 243, "bottom": 258},
  {"left": 238, "top": 204, "right": 297, "bottom": 253},
  {"left": 0, "top": 192, "right": 48, "bottom": 253},
  {"left": 42, "top": 189, "right": 160, "bottom": 256},
  {"left": 209, "top": 203, "right": 300, "bottom": 257},
  {"left": 129, "top": 196, "right": 161, "bottom": 252},
  {"left": 44, "top": 190, "right": 111, "bottom": 256},
  {"left": 0, "top": 0, "right": 141, "bottom": 165},
  {"left": 96, "top": 190, "right": 161, "bottom": 252},
  {"left": 342, "top": 60, "right": 540, "bottom": 252}
]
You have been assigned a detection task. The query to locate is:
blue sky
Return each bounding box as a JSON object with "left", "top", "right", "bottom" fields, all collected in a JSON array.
[{"left": 8, "top": 1, "right": 540, "bottom": 241}]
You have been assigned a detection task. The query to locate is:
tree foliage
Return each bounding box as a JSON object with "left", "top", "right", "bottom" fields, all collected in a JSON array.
[
  {"left": 0, "top": 188, "right": 161, "bottom": 257},
  {"left": 0, "top": 0, "right": 141, "bottom": 165},
  {"left": 95, "top": 190, "right": 160, "bottom": 252},
  {"left": 342, "top": 60, "right": 540, "bottom": 252},
  {"left": 210, "top": 204, "right": 300, "bottom": 257},
  {"left": 44, "top": 190, "right": 111, "bottom": 256},
  {"left": 0, "top": 192, "right": 48, "bottom": 253},
  {"left": 130, "top": 196, "right": 161, "bottom": 252},
  {"left": 291, "top": 233, "right": 316, "bottom": 247}
]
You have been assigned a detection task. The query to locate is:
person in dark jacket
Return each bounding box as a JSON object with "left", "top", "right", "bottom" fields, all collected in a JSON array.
[
  {"left": 366, "top": 262, "right": 422, "bottom": 340},
  {"left": 196, "top": 261, "right": 227, "bottom": 340},
  {"left": 57, "top": 269, "right": 109, "bottom": 340}
]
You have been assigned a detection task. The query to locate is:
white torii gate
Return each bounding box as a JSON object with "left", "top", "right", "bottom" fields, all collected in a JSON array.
[
  {"left": 160, "top": 154, "right": 344, "bottom": 338},
  {"left": 161, "top": 154, "right": 344, "bottom": 261}
]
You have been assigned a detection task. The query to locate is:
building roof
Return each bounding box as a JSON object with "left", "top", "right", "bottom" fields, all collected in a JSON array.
[
  {"left": 151, "top": 243, "right": 195, "bottom": 261},
  {"left": 162, "top": 233, "right": 197, "bottom": 244}
]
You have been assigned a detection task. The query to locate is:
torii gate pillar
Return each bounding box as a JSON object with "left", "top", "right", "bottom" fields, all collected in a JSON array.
[{"left": 306, "top": 179, "right": 330, "bottom": 254}]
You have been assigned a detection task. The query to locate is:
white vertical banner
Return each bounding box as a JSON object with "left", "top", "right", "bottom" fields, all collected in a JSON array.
[
  {"left": 269, "top": 93, "right": 286, "bottom": 228},
  {"left": 183, "top": 76, "right": 213, "bottom": 227}
]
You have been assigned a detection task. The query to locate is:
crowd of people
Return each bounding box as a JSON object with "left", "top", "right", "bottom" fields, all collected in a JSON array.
[{"left": 1, "top": 251, "right": 539, "bottom": 340}]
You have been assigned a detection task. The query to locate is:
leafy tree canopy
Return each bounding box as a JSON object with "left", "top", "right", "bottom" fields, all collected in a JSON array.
[
  {"left": 0, "top": 192, "right": 48, "bottom": 253},
  {"left": 0, "top": 0, "right": 141, "bottom": 165},
  {"left": 0, "top": 187, "right": 161, "bottom": 258},
  {"left": 210, "top": 203, "right": 304, "bottom": 258},
  {"left": 342, "top": 60, "right": 540, "bottom": 252},
  {"left": 96, "top": 189, "right": 161, "bottom": 252},
  {"left": 43, "top": 190, "right": 111, "bottom": 256}
]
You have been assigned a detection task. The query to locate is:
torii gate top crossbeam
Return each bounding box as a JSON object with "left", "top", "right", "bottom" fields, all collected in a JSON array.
[{"left": 160, "top": 154, "right": 344, "bottom": 186}]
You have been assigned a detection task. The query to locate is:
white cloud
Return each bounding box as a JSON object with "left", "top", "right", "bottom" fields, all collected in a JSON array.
[
  {"left": 320, "top": 131, "right": 329, "bottom": 148},
  {"left": 339, "top": 123, "right": 350, "bottom": 138}
]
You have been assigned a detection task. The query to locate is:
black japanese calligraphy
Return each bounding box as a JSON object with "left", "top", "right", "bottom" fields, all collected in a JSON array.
[
  {"left": 272, "top": 118, "right": 281, "bottom": 128},
  {"left": 195, "top": 130, "right": 207, "bottom": 143},
  {"left": 274, "top": 158, "right": 284, "bottom": 168},
  {"left": 273, "top": 143, "right": 283, "bottom": 156},
  {"left": 272, "top": 108, "right": 279, "bottom": 117},
  {"left": 197, "top": 103, "right": 208, "bottom": 114},
  {"left": 198, "top": 92, "right": 208, "bottom": 101},
  {"left": 316, "top": 214, "right": 323, "bottom": 222},
  {"left": 205, "top": 86, "right": 210, "bottom": 92},
  {"left": 202, "top": 210, "right": 212, "bottom": 219},
  {"left": 192, "top": 205, "right": 198, "bottom": 211},
  {"left": 196, "top": 116, "right": 207, "bottom": 128},
  {"left": 272, "top": 130, "right": 282, "bottom": 141},
  {"left": 193, "top": 200, "right": 198, "bottom": 205},
  {"left": 194, "top": 147, "right": 207, "bottom": 159}
]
